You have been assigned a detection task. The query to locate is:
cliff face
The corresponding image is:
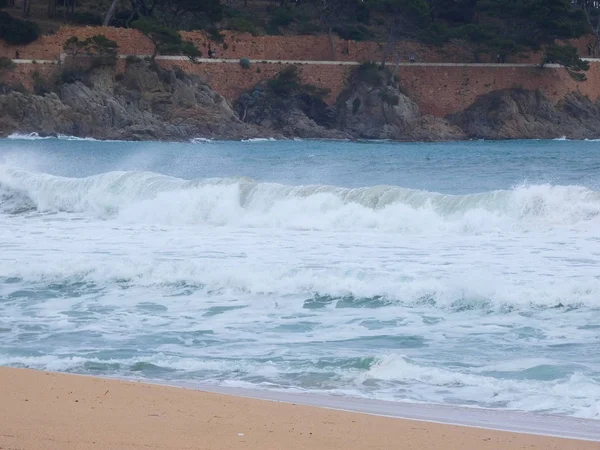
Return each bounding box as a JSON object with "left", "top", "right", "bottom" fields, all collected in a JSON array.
[
  {"left": 2, "top": 62, "right": 600, "bottom": 142},
  {"left": 0, "top": 62, "right": 268, "bottom": 141},
  {"left": 448, "top": 89, "right": 600, "bottom": 140},
  {"left": 235, "top": 74, "right": 465, "bottom": 142},
  {"left": 335, "top": 79, "right": 465, "bottom": 141}
]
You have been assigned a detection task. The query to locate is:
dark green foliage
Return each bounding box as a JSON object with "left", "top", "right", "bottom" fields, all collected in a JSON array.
[
  {"left": 228, "top": 17, "right": 259, "bottom": 36},
  {"left": 126, "top": 55, "right": 142, "bottom": 63},
  {"left": 543, "top": 43, "right": 590, "bottom": 81},
  {"left": 70, "top": 11, "right": 103, "bottom": 26},
  {"left": 267, "top": 66, "right": 330, "bottom": 101},
  {"left": 0, "top": 0, "right": 8, "bottom": 9},
  {"left": 150, "top": 0, "right": 223, "bottom": 30},
  {"left": 269, "top": 7, "right": 294, "bottom": 27},
  {"left": 206, "top": 27, "right": 224, "bottom": 44},
  {"left": 265, "top": 22, "right": 282, "bottom": 36},
  {"left": 0, "top": 11, "right": 40, "bottom": 45},
  {"left": 302, "top": 83, "right": 331, "bottom": 98},
  {"left": 133, "top": 18, "right": 200, "bottom": 62},
  {"left": 356, "top": 62, "right": 384, "bottom": 87},
  {"left": 133, "top": 18, "right": 182, "bottom": 59},
  {"left": 268, "top": 66, "right": 301, "bottom": 96},
  {"left": 63, "top": 35, "right": 119, "bottom": 67},
  {"left": 474, "top": 0, "right": 588, "bottom": 55},
  {"left": 379, "top": 87, "right": 400, "bottom": 106},
  {"left": 333, "top": 24, "right": 372, "bottom": 41},
  {"left": 0, "top": 56, "right": 14, "bottom": 70},
  {"left": 298, "top": 22, "right": 320, "bottom": 35},
  {"left": 239, "top": 57, "right": 251, "bottom": 69},
  {"left": 180, "top": 40, "right": 202, "bottom": 61},
  {"left": 356, "top": 3, "right": 370, "bottom": 24}
]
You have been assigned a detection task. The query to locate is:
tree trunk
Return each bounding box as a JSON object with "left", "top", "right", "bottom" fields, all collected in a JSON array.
[
  {"left": 48, "top": 0, "right": 57, "bottom": 18},
  {"left": 23, "top": 0, "right": 32, "bottom": 17},
  {"left": 381, "top": 25, "right": 396, "bottom": 69},
  {"left": 327, "top": 25, "right": 336, "bottom": 61},
  {"left": 103, "top": 0, "right": 120, "bottom": 26}
]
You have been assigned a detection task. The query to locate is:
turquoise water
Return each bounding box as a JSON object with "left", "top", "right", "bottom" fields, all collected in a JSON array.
[{"left": 1, "top": 136, "right": 599, "bottom": 418}]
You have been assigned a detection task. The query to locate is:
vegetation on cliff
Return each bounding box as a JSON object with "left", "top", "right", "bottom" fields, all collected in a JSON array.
[{"left": 0, "top": 0, "right": 596, "bottom": 79}]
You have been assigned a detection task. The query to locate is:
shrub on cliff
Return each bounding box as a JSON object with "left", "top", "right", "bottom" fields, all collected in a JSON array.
[
  {"left": 0, "top": 11, "right": 39, "bottom": 45},
  {"left": 355, "top": 62, "right": 383, "bottom": 88},
  {"left": 63, "top": 35, "right": 119, "bottom": 68},
  {"left": 0, "top": 56, "right": 14, "bottom": 70},
  {"left": 542, "top": 43, "right": 590, "bottom": 82},
  {"left": 239, "top": 57, "right": 251, "bottom": 69},
  {"left": 268, "top": 66, "right": 301, "bottom": 96},
  {"left": 228, "top": 17, "right": 259, "bottom": 36},
  {"left": 133, "top": 18, "right": 201, "bottom": 62},
  {"left": 267, "top": 66, "right": 330, "bottom": 99}
]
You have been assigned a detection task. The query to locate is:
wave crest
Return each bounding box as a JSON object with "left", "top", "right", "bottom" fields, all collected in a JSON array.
[{"left": 1, "top": 166, "right": 599, "bottom": 231}]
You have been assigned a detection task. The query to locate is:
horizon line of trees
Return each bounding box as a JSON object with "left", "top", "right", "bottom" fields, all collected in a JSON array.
[{"left": 1, "top": 0, "right": 598, "bottom": 80}]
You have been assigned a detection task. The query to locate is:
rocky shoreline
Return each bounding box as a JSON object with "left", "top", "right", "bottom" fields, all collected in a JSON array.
[{"left": 1, "top": 61, "right": 600, "bottom": 142}]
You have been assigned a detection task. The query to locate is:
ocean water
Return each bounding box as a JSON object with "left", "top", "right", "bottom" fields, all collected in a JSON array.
[{"left": 1, "top": 136, "right": 599, "bottom": 420}]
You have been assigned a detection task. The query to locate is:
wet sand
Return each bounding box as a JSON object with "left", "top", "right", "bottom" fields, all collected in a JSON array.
[{"left": 0, "top": 367, "right": 598, "bottom": 450}]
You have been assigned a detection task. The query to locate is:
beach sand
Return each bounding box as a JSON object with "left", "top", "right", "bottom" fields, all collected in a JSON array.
[{"left": 0, "top": 367, "right": 598, "bottom": 450}]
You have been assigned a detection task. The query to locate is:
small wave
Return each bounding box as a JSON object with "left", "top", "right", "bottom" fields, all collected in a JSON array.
[
  {"left": 190, "top": 138, "right": 214, "bottom": 144},
  {"left": 7, "top": 133, "right": 124, "bottom": 142},
  {"left": 241, "top": 138, "right": 277, "bottom": 143}
]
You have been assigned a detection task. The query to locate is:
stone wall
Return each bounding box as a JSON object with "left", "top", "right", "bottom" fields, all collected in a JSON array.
[
  {"left": 0, "top": 26, "right": 540, "bottom": 63},
  {"left": 1, "top": 26, "right": 600, "bottom": 118},
  {"left": 160, "top": 60, "right": 353, "bottom": 104}
]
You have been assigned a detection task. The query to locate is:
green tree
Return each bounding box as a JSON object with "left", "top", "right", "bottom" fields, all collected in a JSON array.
[
  {"left": 542, "top": 43, "right": 590, "bottom": 81},
  {"left": 573, "top": 0, "right": 600, "bottom": 56},
  {"left": 0, "top": 11, "right": 39, "bottom": 44},
  {"left": 133, "top": 18, "right": 201, "bottom": 61},
  {"left": 377, "top": 0, "right": 430, "bottom": 68}
]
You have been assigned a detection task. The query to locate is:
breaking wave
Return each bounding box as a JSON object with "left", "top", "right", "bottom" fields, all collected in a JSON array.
[{"left": 1, "top": 165, "right": 600, "bottom": 231}]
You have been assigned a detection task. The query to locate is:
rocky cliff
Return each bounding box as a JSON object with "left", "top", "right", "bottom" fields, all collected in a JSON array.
[
  {"left": 235, "top": 66, "right": 465, "bottom": 142},
  {"left": 448, "top": 88, "right": 600, "bottom": 140},
  {"left": 2, "top": 62, "right": 600, "bottom": 142},
  {"left": 0, "top": 61, "right": 268, "bottom": 141}
]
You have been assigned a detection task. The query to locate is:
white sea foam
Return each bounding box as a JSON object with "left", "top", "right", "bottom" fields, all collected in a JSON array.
[
  {"left": 7, "top": 133, "right": 123, "bottom": 142},
  {"left": 241, "top": 138, "right": 277, "bottom": 142},
  {"left": 1, "top": 166, "right": 599, "bottom": 232},
  {"left": 1, "top": 142, "right": 599, "bottom": 422}
]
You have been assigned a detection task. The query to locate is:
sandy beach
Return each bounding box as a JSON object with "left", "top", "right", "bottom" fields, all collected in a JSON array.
[{"left": 0, "top": 367, "right": 597, "bottom": 450}]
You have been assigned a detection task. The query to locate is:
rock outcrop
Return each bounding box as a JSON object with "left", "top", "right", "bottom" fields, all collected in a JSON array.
[
  {"left": 235, "top": 77, "right": 349, "bottom": 140},
  {"left": 448, "top": 88, "right": 600, "bottom": 140},
  {"left": 235, "top": 66, "right": 465, "bottom": 142},
  {"left": 0, "top": 62, "right": 268, "bottom": 141},
  {"left": 3, "top": 63, "right": 600, "bottom": 142},
  {"left": 335, "top": 69, "right": 465, "bottom": 141}
]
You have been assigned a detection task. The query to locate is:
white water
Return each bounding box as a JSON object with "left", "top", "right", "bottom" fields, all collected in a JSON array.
[{"left": 1, "top": 139, "right": 599, "bottom": 421}]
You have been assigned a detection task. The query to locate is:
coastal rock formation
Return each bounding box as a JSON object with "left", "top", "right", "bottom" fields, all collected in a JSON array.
[
  {"left": 335, "top": 74, "right": 465, "bottom": 141},
  {"left": 0, "top": 62, "right": 268, "bottom": 141},
  {"left": 4, "top": 63, "right": 600, "bottom": 142},
  {"left": 235, "top": 79, "right": 349, "bottom": 140},
  {"left": 448, "top": 88, "right": 600, "bottom": 140}
]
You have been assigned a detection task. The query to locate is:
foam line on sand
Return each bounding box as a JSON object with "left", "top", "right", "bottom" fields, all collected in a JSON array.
[{"left": 1, "top": 367, "right": 599, "bottom": 450}]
